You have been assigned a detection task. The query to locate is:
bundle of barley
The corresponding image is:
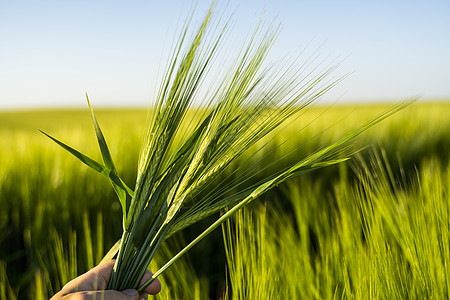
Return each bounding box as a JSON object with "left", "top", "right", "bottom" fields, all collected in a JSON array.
[{"left": 42, "top": 4, "right": 410, "bottom": 292}]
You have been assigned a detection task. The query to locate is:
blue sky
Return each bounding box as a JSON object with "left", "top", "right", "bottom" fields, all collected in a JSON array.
[{"left": 0, "top": 0, "right": 449, "bottom": 109}]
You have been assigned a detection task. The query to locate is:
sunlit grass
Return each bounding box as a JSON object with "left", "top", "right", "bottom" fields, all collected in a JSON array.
[
  {"left": 1, "top": 101, "right": 449, "bottom": 298},
  {"left": 223, "top": 151, "right": 450, "bottom": 299}
]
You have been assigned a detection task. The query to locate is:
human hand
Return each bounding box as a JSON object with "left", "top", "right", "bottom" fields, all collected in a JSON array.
[{"left": 51, "top": 260, "right": 161, "bottom": 300}]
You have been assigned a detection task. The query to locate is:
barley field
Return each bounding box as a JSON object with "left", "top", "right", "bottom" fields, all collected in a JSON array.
[{"left": 1, "top": 101, "right": 449, "bottom": 299}]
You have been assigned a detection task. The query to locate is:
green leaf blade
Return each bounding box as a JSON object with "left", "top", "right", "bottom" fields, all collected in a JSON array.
[{"left": 39, "top": 130, "right": 108, "bottom": 176}]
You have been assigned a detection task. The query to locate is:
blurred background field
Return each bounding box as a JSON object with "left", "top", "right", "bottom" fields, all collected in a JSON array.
[{"left": 1, "top": 101, "right": 449, "bottom": 299}]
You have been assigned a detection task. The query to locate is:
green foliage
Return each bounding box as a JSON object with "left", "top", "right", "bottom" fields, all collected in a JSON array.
[
  {"left": 1, "top": 101, "right": 449, "bottom": 298},
  {"left": 0, "top": 261, "right": 17, "bottom": 300},
  {"left": 223, "top": 151, "right": 450, "bottom": 299},
  {"left": 0, "top": 101, "right": 449, "bottom": 298}
]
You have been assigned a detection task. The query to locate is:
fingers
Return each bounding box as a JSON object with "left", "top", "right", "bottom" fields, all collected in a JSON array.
[
  {"left": 53, "top": 260, "right": 161, "bottom": 299},
  {"left": 61, "top": 289, "right": 141, "bottom": 300},
  {"left": 137, "top": 270, "right": 162, "bottom": 295},
  {"left": 88, "top": 260, "right": 161, "bottom": 295}
]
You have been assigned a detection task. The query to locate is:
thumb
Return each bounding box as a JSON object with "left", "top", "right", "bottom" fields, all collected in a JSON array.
[
  {"left": 66, "top": 289, "right": 141, "bottom": 300},
  {"left": 120, "top": 289, "right": 141, "bottom": 299}
]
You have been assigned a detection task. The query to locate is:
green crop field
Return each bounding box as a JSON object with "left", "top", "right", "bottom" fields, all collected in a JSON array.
[{"left": 1, "top": 101, "right": 449, "bottom": 299}]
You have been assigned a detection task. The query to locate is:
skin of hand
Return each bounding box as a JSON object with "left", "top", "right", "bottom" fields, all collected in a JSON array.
[{"left": 51, "top": 259, "right": 161, "bottom": 300}]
